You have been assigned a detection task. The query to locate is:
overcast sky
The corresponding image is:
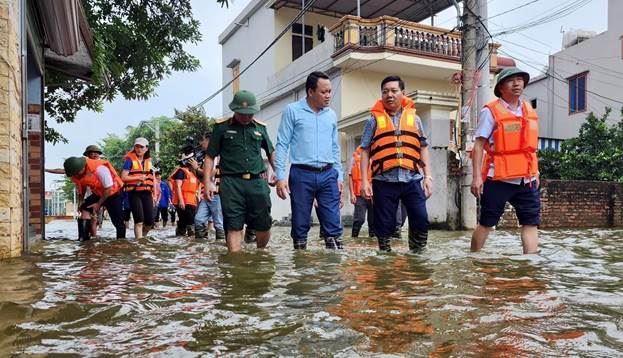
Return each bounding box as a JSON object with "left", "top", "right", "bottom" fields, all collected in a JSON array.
[{"left": 45, "top": 0, "right": 608, "bottom": 189}]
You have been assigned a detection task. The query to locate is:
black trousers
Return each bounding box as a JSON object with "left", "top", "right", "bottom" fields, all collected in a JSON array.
[
  {"left": 154, "top": 207, "right": 169, "bottom": 223},
  {"left": 128, "top": 191, "right": 154, "bottom": 226},
  {"left": 82, "top": 193, "right": 126, "bottom": 238},
  {"left": 176, "top": 205, "right": 197, "bottom": 231}
]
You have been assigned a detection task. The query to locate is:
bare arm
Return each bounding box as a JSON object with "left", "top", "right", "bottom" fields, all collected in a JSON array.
[
  {"left": 45, "top": 168, "right": 65, "bottom": 174},
  {"left": 360, "top": 148, "right": 372, "bottom": 200},
  {"left": 202, "top": 156, "right": 215, "bottom": 201},
  {"left": 470, "top": 137, "right": 487, "bottom": 198},
  {"left": 420, "top": 146, "right": 433, "bottom": 198}
]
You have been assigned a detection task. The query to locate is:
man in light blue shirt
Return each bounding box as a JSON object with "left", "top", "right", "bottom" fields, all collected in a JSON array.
[{"left": 275, "top": 71, "right": 344, "bottom": 250}]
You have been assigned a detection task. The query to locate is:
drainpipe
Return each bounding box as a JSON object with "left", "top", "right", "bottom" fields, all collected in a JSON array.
[
  {"left": 451, "top": 0, "right": 461, "bottom": 28},
  {"left": 20, "top": 0, "right": 30, "bottom": 252}
]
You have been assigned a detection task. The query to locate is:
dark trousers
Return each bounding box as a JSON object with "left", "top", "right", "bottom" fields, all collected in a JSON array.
[
  {"left": 176, "top": 205, "right": 197, "bottom": 232},
  {"left": 154, "top": 207, "right": 169, "bottom": 223},
  {"left": 102, "top": 193, "right": 126, "bottom": 239},
  {"left": 289, "top": 166, "right": 342, "bottom": 240},
  {"left": 128, "top": 191, "right": 154, "bottom": 226},
  {"left": 352, "top": 196, "right": 374, "bottom": 234},
  {"left": 372, "top": 179, "right": 428, "bottom": 237}
]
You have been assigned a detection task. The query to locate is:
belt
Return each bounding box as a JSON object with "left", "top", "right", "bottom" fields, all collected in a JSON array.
[
  {"left": 292, "top": 164, "right": 333, "bottom": 172},
  {"left": 221, "top": 172, "right": 264, "bottom": 180}
]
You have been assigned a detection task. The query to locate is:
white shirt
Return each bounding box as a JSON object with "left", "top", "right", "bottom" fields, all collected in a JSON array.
[
  {"left": 475, "top": 98, "right": 537, "bottom": 185},
  {"left": 95, "top": 165, "right": 114, "bottom": 189}
]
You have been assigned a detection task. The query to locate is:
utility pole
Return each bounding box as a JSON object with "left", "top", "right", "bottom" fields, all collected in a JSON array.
[
  {"left": 476, "top": 0, "right": 490, "bottom": 117},
  {"left": 459, "top": 0, "right": 479, "bottom": 229}
]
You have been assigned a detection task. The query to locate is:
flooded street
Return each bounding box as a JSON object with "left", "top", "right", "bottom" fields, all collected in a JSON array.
[{"left": 1, "top": 220, "right": 623, "bottom": 356}]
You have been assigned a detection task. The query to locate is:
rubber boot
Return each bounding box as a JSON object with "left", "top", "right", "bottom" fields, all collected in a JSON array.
[
  {"left": 175, "top": 224, "right": 185, "bottom": 237},
  {"left": 377, "top": 236, "right": 392, "bottom": 252},
  {"left": 391, "top": 227, "right": 402, "bottom": 239},
  {"left": 77, "top": 219, "right": 92, "bottom": 242},
  {"left": 244, "top": 229, "right": 257, "bottom": 243},
  {"left": 195, "top": 225, "right": 208, "bottom": 239},
  {"left": 162, "top": 220, "right": 167, "bottom": 228},
  {"left": 408, "top": 229, "right": 428, "bottom": 253},
  {"left": 186, "top": 225, "right": 195, "bottom": 237},
  {"left": 324, "top": 236, "right": 344, "bottom": 249},
  {"left": 369, "top": 231, "right": 377, "bottom": 238},
  {"left": 351, "top": 227, "right": 360, "bottom": 238},
  {"left": 293, "top": 240, "right": 307, "bottom": 250},
  {"left": 215, "top": 229, "right": 226, "bottom": 241}
]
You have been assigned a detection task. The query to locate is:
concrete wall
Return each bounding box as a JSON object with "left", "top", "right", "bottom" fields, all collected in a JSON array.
[
  {"left": 524, "top": 0, "right": 623, "bottom": 140},
  {"left": 499, "top": 179, "right": 623, "bottom": 229},
  {"left": 0, "top": 0, "right": 24, "bottom": 258}
]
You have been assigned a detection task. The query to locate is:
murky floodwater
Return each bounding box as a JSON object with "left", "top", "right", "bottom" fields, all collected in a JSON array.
[{"left": 1, "top": 220, "right": 623, "bottom": 357}]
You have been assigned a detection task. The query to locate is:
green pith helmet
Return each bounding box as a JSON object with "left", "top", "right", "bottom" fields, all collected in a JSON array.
[
  {"left": 83, "top": 144, "right": 103, "bottom": 156},
  {"left": 494, "top": 67, "right": 530, "bottom": 97},
  {"left": 64, "top": 156, "right": 87, "bottom": 177},
  {"left": 229, "top": 90, "right": 260, "bottom": 115}
]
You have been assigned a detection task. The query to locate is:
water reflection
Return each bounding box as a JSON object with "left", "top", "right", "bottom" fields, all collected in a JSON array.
[
  {"left": 330, "top": 255, "right": 434, "bottom": 353},
  {"left": 1, "top": 221, "right": 622, "bottom": 355}
]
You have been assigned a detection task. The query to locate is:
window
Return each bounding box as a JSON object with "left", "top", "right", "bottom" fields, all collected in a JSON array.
[
  {"left": 292, "top": 23, "right": 313, "bottom": 61},
  {"left": 530, "top": 98, "right": 537, "bottom": 109},
  {"left": 568, "top": 72, "right": 587, "bottom": 114}
]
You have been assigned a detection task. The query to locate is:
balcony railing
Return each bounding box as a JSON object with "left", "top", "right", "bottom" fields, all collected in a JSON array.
[{"left": 330, "top": 15, "right": 461, "bottom": 61}]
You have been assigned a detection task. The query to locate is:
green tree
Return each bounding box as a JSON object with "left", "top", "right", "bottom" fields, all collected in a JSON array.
[
  {"left": 45, "top": 0, "right": 230, "bottom": 144},
  {"left": 539, "top": 108, "right": 623, "bottom": 182}
]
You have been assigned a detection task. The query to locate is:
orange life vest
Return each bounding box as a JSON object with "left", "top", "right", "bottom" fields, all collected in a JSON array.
[
  {"left": 124, "top": 151, "right": 154, "bottom": 192},
  {"left": 482, "top": 99, "right": 539, "bottom": 181},
  {"left": 369, "top": 97, "right": 424, "bottom": 175},
  {"left": 72, "top": 158, "right": 123, "bottom": 197},
  {"left": 350, "top": 146, "right": 372, "bottom": 196},
  {"left": 169, "top": 167, "right": 199, "bottom": 206}
]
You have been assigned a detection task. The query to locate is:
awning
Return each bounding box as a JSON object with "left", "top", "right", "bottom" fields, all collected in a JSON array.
[{"left": 270, "top": 0, "right": 460, "bottom": 23}]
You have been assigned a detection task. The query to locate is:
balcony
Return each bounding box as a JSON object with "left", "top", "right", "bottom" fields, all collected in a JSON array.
[{"left": 329, "top": 15, "right": 462, "bottom": 77}]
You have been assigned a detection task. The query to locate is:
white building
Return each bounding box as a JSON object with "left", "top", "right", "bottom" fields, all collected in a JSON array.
[
  {"left": 524, "top": 0, "right": 623, "bottom": 149},
  {"left": 219, "top": 0, "right": 501, "bottom": 227}
]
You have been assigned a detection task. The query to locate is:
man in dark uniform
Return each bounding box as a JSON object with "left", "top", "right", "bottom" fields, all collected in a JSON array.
[{"left": 203, "top": 90, "right": 277, "bottom": 253}]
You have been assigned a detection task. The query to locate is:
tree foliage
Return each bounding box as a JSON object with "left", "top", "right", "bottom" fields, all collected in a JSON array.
[
  {"left": 539, "top": 108, "right": 623, "bottom": 182},
  {"left": 45, "top": 0, "right": 229, "bottom": 144},
  {"left": 98, "top": 108, "right": 214, "bottom": 178}
]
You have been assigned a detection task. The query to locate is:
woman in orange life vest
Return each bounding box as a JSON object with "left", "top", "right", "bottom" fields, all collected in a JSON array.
[
  {"left": 349, "top": 145, "right": 375, "bottom": 238},
  {"left": 63, "top": 155, "right": 126, "bottom": 240},
  {"left": 121, "top": 137, "right": 155, "bottom": 239},
  {"left": 169, "top": 152, "right": 200, "bottom": 237},
  {"left": 470, "top": 67, "right": 541, "bottom": 255}
]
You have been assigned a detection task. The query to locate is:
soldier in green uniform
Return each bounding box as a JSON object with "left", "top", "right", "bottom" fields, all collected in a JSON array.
[{"left": 203, "top": 90, "right": 277, "bottom": 253}]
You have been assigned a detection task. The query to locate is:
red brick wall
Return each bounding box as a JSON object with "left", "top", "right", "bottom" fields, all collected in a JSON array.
[
  {"left": 498, "top": 179, "right": 623, "bottom": 228},
  {"left": 28, "top": 105, "right": 43, "bottom": 236}
]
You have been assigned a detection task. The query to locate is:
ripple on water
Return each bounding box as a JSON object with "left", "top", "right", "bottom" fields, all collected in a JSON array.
[{"left": 1, "top": 220, "right": 623, "bottom": 356}]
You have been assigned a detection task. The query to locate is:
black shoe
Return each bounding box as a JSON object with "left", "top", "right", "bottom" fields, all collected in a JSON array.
[
  {"left": 324, "top": 236, "right": 344, "bottom": 249},
  {"left": 408, "top": 229, "right": 428, "bottom": 253},
  {"left": 351, "top": 228, "right": 360, "bottom": 238},
  {"left": 391, "top": 228, "right": 402, "bottom": 239},
  {"left": 244, "top": 229, "right": 257, "bottom": 243},
  {"left": 369, "top": 232, "right": 377, "bottom": 238},
  {"left": 175, "top": 225, "right": 184, "bottom": 237},
  {"left": 293, "top": 240, "right": 307, "bottom": 250},
  {"left": 195, "top": 225, "right": 208, "bottom": 239},
  {"left": 215, "top": 229, "right": 226, "bottom": 241},
  {"left": 377, "top": 236, "right": 392, "bottom": 252},
  {"left": 186, "top": 225, "right": 195, "bottom": 237}
]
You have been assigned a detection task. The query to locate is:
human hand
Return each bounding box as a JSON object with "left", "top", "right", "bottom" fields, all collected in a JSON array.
[
  {"left": 276, "top": 180, "right": 289, "bottom": 200},
  {"left": 471, "top": 176, "right": 483, "bottom": 198}
]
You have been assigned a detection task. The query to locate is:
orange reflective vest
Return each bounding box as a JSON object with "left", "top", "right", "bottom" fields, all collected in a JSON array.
[
  {"left": 482, "top": 99, "right": 539, "bottom": 181},
  {"left": 369, "top": 97, "right": 423, "bottom": 175},
  {"left": 72, "top": 158, "right": 123, "bottom": 198},
  {"left": 124, "top": 151, "right": 154, "bottom": 192},
  {"left": 169, "top": 167, "right": 199, "bottom": 206},
  {"left": 350, "top": 146, "right": 372, "bottom": 196}
]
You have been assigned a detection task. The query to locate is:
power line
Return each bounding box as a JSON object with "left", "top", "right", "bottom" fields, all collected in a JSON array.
[{"left": 188, "top": 0, "right": 319, "bottom": 112}]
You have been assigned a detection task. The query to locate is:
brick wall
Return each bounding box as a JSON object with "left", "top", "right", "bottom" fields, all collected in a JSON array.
[
  {"left": 0, "top": 0, "right": 24, "bottom": 259},
  {"left": 28, "top": 104, "right": 42, "bottom": 235},
  {"left": 498, "top": 179, "right": 623, "bottom": 229}
]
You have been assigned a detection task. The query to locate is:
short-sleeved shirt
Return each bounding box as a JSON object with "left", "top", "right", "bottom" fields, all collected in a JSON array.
[
  {"left": 95, "top": 165, "right": 114, "bottom": 189},
  {"left": 360, "top": 109, "right": 428, "bottom": 183},
  {"left": 475, "top": 99, "right": 536, "bottom": 185},
  {"left": 122, "top": 158, "right": 148, "bottom": 171},
  {"left": 207, "top": 118, "right": 274, "bottom": 175},
  {"left": 173, "top": 168, "right": 187, "bottom": 181}
]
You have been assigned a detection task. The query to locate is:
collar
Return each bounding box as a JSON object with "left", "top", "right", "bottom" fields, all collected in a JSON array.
[{"left": 299, "top": 97, "right": 329, "bottom": 114}]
